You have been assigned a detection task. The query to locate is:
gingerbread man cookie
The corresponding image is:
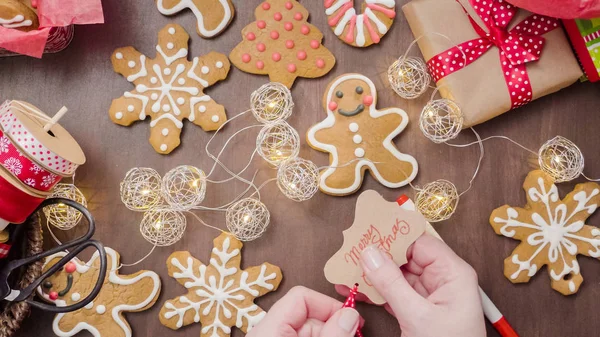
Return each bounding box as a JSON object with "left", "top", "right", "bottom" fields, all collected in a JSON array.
[
  {"left": 156, "top": 0, "right": 235, "bottom": 38},
  {"left": 307, "top": 73, "right": 418, "bottom": 196},
  {"left": 38, "top": 247, "right": 161, "bottom": 337},
  {"left": 160, "top": 233, "right": 283, "bottom": 337},
  {"left": 325, "top": 0, "right": 396, "bottom": 47},
  {"left": 490, "top": 170, "right": 600, "bottom": 295},
  {"left": 110, "top": 24, "right": 230, "bottom": 154},
  {"left": 230, "top": 0, "right": 336, "bottom": 88},
  {"left": 0, "top": 0, "right": 39, "bottom": 31}
]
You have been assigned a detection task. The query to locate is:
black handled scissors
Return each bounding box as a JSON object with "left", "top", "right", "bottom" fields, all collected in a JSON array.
[{"left": 0, "top": 198, "right": 107, "bottom": 313}]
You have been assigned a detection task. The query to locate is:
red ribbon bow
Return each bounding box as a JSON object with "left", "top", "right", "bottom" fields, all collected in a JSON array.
[
  {"left": 426, "top": 0, "right": 560, "bottom": 108},
  {"left": 343, "top": 284, "right": 364, "bottom": 337}
]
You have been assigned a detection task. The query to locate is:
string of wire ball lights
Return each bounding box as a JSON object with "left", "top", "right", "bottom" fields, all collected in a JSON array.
[{"left": 386, "top": 37, "right": 600, "bottom": 223}]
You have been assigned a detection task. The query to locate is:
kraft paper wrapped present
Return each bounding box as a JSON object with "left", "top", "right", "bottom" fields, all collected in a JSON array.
[
  {"left": 563, "top": 18, "right": 600, "bottom": 82},
  {"left": 403, "top": 0, "right": 583, "bottom": 127}
]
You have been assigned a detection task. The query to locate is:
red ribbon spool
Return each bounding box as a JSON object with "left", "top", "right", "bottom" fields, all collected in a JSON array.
[{"left": 0, "top": 171, "right": 46, "bottom": 224}]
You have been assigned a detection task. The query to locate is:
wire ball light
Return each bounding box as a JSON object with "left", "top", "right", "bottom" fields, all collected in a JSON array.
[
  {"left": 250, "top": 82, "right": 294, "bottom": 124},
  {"left": 388, "top": 56, "right": 431, "bottom": 99},
  {"left": 43, "top": 184, "right": 87, "bottom": 230},
  {"left": 538, "top": 136, "right": 584, "bottom": 183},
  {"left": 161, "top": 165, "right": 207, "bottom": 210},
  {"left": 120, "top": 167, "right": 163, "bottom": 211},
  {"left": 419, "top": 99, "right": 463, "bottom": 143},
  {"left": 256, "top": 121, "right": 300, "bottom": 166},
  {"left": 277, "top": 158, "right": 320, "bottom": 202},
  {"left": 415, "top": 180, "right": 460, "bottom": 223},
  {"left": 140, "top": 208, "right": 187, "bottom": 246},
  {"left": 226, "top": 198, "right": 271, "bottom": 242}
]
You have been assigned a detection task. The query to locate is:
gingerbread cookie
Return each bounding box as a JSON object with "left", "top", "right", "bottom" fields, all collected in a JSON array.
[
  {"left": 325, "top": 0, "right": 396, "bottom": 47},
  {"left": 160, "top": 233, "right": 283, "bottom": 336},
  {"left": 0, "top": 0, "right": 39, "bottom": 31},
  {"left": 110, "top": 24, "right": 230, "bottom": 154},
  {"left": 39, "top": 247, "right": 161, "bottom": 337},
  {"left": 229, "top": 0, "right": 336, "bottom": 88},
  {"left": 307, "top": 73, "right": 418, "bottom": 196},
  {"left": 156, "top": 0, "right": 234, "bottom": 38},
  {"left": 490, "top": 170, "right": 600, "bottom": 295}
]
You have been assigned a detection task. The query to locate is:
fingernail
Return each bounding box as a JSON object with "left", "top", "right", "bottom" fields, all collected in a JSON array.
[
  {"left": 361, "top": 245, "right": 384, "bottom": 271},
  {"left": 338, "top": 308, "right": 360, "bottom": 332}
]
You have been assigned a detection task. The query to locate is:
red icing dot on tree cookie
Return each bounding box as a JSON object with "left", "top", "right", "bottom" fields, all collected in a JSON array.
[
  {"left": 285, "top": 40, "right": 295, "bottom": 49},
  {"left": 328, "top": 101, "right": 338, "bottom": 110},
  {"left": 301, "top": 25, "right": 310, "bottom": 35},
  {"left": 246, "top": 32, "right": 256, "bottom": 41},
  {"left": 257, "top": 20, "right": 267, "bottom": 29},
  {"left": 274, "top": 12, "right": 282, "bottom": 21},
  {"left": 284, "top": 22, "right": 293, "bottom": 31},
  {"left": 262, "top": 2, "right": 271, "bottom": 10},
  {"left": 242, "top": 54, "right": 251, "bottom": 63},
  {"left": 272, "top": 52, "right": 281, "bottom": 61},
  {"left": 316, "top": 58, "right": 325, "bottom": 68},
  {"left": 287, "top": 64, "right": 297, "bottom": 73},
  {"left": 257, "top": 43, "right": 266, "bottom": 52},
  {"left": 270, "top": 31, "right": 279, "bottom": 39},
  {"left": 285, "top": 1, "right": 293, "bottom": 9},
  {"left": 297, "top": 50, "right": 307, "bottom": 60},
  {"left": 256, "top": 61, "right": 265, "bottom": 69},
  {"left": 310, "top": 40, "right": 319, "bottom": 49},
  {"left": 294, "top": 13, "right": 303, "bottom": 20}
]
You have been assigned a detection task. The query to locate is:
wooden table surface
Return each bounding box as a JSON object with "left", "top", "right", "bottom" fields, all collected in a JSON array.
[{"left": 3, "top": 1, "right": 600, "bottom": 336}]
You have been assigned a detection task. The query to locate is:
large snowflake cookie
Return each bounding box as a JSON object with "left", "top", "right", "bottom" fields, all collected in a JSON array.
[
  {"left": 110, "top": 24, "right": 230, "bottom": 154},
  {"left": 156, "top": 0, "right": 235, "bottom": 38},
  {"left": 490, "top": 170, "right": 600, "bottom": 295},
  {"left": 324, "top": 0, "right": 396, "bottom": 47},
  {"left": 307, "top": 73, "right": 418, "bottom": 196},
  {"left": 159, "top": 233, "right": 283, "bottom": 337},
  {"left": 39, "top": 247, "right": 161, "bottom": 337}
]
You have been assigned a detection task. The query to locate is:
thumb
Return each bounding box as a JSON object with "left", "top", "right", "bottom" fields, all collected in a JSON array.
[
  {"left": 360, "top": 245, "right": 429, "bottom": 318},
  {"left": 318, "top": 308, "right": 360, "bottom": 337}
]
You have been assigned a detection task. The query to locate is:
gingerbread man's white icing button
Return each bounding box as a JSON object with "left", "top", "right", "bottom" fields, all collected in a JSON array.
[
  {"left": 71, "top": 293, "right": 81, "bottom": 302},
  {"left": 354, "top": 148, "right": 365, "bottom": 157},
  {"left": 96, "top": 305, "right": 106, "bottom": 314},
  {"left": 84, "top": 301, "right": 94, "bottom": 310},
  {"left": 349, "top": 123, "right": 359, "bottom": 132},
  {"left": 353, "top": 135, "right": 362, "bottom": 144}
]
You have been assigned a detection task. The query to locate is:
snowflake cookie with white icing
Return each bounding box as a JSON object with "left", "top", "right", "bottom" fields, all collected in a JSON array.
[
  {"left": 159, "top": 232, "right": 283, "bottom": 337},
  {"left": 307, "top": 73, "right": 418, "bottom": 196},
  {"left": 109, "top": 24, "right": 230, "bottom": 154},
  {"left": 490, "top": 170, "right": 600, "bottom": 295},
  {"left": 156, "top": 0, "right": 235, "bottom": 38},
  {"left": 0, "top": 0, "right": 39, "bottom": 32},
  {"left": 38, "top": 247, "right": 161, "bottom": 337}
]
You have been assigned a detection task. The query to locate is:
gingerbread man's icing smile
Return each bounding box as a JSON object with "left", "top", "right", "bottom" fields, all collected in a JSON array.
[{"left": 328, "top": 83, "right": 374, "bottom": 116}]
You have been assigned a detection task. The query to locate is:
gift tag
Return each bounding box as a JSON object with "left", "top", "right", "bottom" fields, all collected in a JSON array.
[{"left": 324, "top": 190, "right": 426, "bottom": 304}]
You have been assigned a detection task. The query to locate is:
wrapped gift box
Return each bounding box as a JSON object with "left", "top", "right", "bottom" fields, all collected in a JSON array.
[
  {"left": 403, "top": 0, "right": 583, "bottom": 127},
  {"left": 563, "top": 18, "right": 600, "bottom": 82}
]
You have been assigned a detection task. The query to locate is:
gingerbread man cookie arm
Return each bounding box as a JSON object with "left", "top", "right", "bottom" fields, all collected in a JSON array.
[{"left": 156, "top": 0, "right": 234, "bottom": 38}]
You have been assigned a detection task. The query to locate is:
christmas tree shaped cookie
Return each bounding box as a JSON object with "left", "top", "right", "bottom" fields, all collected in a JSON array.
[{"left": 230, "top": 0, "right": 336, "bottom": 88}]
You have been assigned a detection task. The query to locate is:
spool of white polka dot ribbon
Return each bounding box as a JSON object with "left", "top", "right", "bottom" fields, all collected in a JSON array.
[{"left": 0, "top": 100, "right": 85, "bottom": 176}]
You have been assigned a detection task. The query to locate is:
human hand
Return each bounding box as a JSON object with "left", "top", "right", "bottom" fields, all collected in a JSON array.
[
  {"left": 248, "top": 286, "right": 363, "bottom": 337},
  {"left": 337, "top": 234, "right": 486, "bottom": 337}
]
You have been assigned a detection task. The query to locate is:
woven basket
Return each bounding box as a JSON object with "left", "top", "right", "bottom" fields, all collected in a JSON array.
[{"left": 0, "top": 214, "right": 43, "bottom": 337}]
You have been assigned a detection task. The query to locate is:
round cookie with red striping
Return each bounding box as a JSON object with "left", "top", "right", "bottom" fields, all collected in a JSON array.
[
  {"left": 324, "top": 0, "right": 396, "bottom": 48},
  {"left": 230, "top": 0, "right": 336, "bottom": 88}
]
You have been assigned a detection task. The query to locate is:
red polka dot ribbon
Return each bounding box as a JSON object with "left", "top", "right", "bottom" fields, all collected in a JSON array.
[
  {"left": 342, "top": 284, "right": 364, "bottom": 337},
  {"left": 426, "top": 0, "right": 560, "bottom": 109},
  {"left": 0, "top": 128, "right": 61, "bottom": 192}
]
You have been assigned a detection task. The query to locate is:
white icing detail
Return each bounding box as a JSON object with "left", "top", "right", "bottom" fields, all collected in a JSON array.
[
  {"left": 162, "top": 128, "right": 169, "bottom": 136},
  {"left": 164, "top": 68, "right": 172, "bottom": 76},
  {"left": 127, "top": 105, "right": 134, "bottom": 112},
  {"left": 123, "top": 92, "right": 149, "bottom": 120},
  {"left": 163, "top": 237, "right": 275, "bottom": 333},
  {"left": 151, "top": 93, "right": 159, "bottom": 100},
  {"left": 494, "top": 177, "right": 600, "bottom": 282},
  {"left": 0, "top": 15, "right": 32, "bottom": 29},
  {"left": 306, "top": 74, "right": 418, "bottom": 195},
  {"left": 199, "top": 105, "right": 207, "bottom": 113},
  {"left": 189, "top": 95, "right": 211, "bottom": 122},
  {"left": 326, "top": 0, "right": 350, "bottom": 15},
  {"left": 150, "top": 114, "right": 184, "bottom": 129},
  {"left": 167, "top": 42, "right": 174, "bottom": 50},
  {"left": 85, "top": 302, "right": 94, "bottom": 310},
  {"left": 211, "top": 115, "right": 220, "bottom": 123},
  {"left": 126, "top": 55, "right": 148, "bottom": 82},
  {"left": 162, "top": 104, "right": 171, "bottom": 112},
  {"left": 365, "top": 0, "right": 396, "bottom": 7},
  {"left": 39, "top": 248, "right": 161, "bottom": 337},
  {"left": 95, "top": 305, "right": 106, "bottom": 314},
  {"left": 354, "top": 148, "right": 365, "bottom": 157},
  {"left": 353, "top": 135, "right": 362, "bottom": 144},
  {"left": 115, "top": 112, "right": 123, "bottom": 120},
  {"left": 156, "top": 0, "right": 233, "bottom": 38},
  {"left": 177, "top": 97, "right": 185, "bottom": 105},
  {"left": 136, "top": 63, "right": 199, "bottom": 115},
  {"left": 150, "top": 77, "right": 158, "bottom": 84},
  {"left": 156, "top": 45, "right": 188, "bottom": 66},
  {"left": 216, "top": 61, "right": 224, "bottom": 69},
  {"left": 178, "top": 78, "right": 185, "bottom": 85},
  {"left": 168, "top": 27, "right": 176, "bottom": 34},
  {"left": 115, "top": 52, "right": 123, "bottom": 59},
  {"left": 334, "top": 8, "right": 355, "bottom": 36},
  {"left": 71, "top": 293, "right": 81, "bottom": 302},
  {"left": 592, "top": 228, "right": 600, "bottom": 236},
  {"left": 356, "top": 15, "right": 366, "bottom": 47},
  {"left": 365, "top": 8, "right": 388, "bottom": 34},
  {"left": 160, "top": 144, "right": 168, "bottom": 152},
  {"left": 349, "top": 123, "right": 359, "bottom": 132},
  {"left": 201, "top": 66, "right": 210, "bottom": 74},
  {"left": 188, "top": 57, "right": 210, "bottom": 87},
  {"left": 128, "top": 61, "right": 136, "bottom": 68},
  {"left": 569, "top": 280, "right": 576, "bottom": 293}
]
